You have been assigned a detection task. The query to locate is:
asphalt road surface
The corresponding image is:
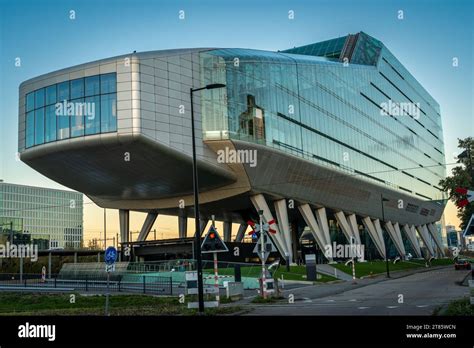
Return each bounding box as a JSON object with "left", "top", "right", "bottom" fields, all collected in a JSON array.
[{"left": 246, "top": 267, "right": 471, "bottom": 315}]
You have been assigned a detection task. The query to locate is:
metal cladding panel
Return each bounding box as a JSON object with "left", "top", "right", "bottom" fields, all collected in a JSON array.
[
  {"left": 19, "top": 133, "right": 235, "bottom": 204},
  {"left": 231, "top": 140, "right": 444, "bottom": 226}
]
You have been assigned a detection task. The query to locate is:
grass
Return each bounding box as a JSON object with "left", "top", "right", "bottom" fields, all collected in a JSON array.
[
  {"left": 332, "top": 259, "right": 454, "bottom": 278},
  {"left": 441, "top": 297, "right": 474, "bottom": 316},
  {"left": 251, "top": 296, "right": 283, "bottom": 304},
  {"left": 0, "top": 292, "right": 241, "bottom": 316},
  {"left": 204, "top": 265, "right": 337, "bottom": 283}
]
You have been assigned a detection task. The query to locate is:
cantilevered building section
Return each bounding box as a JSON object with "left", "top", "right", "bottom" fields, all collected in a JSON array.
[{"left": 18, "top": 32, "right": 447, "bottom": 262}]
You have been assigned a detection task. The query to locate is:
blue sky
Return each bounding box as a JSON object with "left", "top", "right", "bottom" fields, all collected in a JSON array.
[{"left": 0, "top": 0, "right": 472, "bottom": 236}]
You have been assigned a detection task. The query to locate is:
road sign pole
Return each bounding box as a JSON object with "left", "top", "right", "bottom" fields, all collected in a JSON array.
[
  {"left": 351, "top": 236, "right": 356, "bottom": 284},
  {"left": 105, "top": 271, "right": 110, "bottom": 316},
  {"left": 211, "top": 216, "right": 220, "bottom": 303},
  {"left": 259, "top": 210, "right": 267, "bottom": 299}
]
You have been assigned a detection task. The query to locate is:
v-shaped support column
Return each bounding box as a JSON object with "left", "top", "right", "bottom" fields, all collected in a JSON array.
[
  {"left": 298, "top": 204, "right": 332, "bottom": 261},
  {"left": 362, "top": 217, "right": 386, "bottom": 259},
  {"left": 416, "top": 225, "right": 435, "bottom": 257},
  {"left": 427, "top": 223, "right": 445, "bottom": 257},
  {"left": 250, "top": 194, "right": 288, "bottom": 258},
  {"left": 385, "top": 221, "right": 406, "bottom": 258},
  {"left": 403, "top": 224, "right": 422, "bottom": 258}
]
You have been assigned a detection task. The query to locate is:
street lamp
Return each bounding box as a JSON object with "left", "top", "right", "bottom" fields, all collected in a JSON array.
[
  {"left": 190, "top": 83, "right": 226, "bottom": 314},
  {"left": 380, "top": 194, "right": 390, "bottom": 278}
]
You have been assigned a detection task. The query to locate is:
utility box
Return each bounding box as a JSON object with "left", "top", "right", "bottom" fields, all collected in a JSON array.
[
  {"left": 305, "top": 254, "right": 317, "bottom": 281},
  {"left": 225, "top": 281, "right": 244, "bottom": 300}
]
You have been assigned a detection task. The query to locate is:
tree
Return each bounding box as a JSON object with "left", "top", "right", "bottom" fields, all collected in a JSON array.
[{"left": 439, "top": 137, "right": 474, "bottom": 230}]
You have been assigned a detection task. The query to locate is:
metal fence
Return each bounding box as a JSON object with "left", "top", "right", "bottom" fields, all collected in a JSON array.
[{"left": 0, "top": 273, "right": 173, "bottom": 295}]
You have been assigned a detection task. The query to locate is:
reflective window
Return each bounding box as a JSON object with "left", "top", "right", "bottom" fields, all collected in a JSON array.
[
  {"left": 85, "top": 95, "right": 100, "bottom": 135},
  {"left": 57, "top": 108, "right": 70, "bottom": 140},
  {"left": 57, "top": 81, "right": 69, "bottom": 102},
  {"left": 101, "top": 93, "right": 117, "bottom": 133},
  {"left": 35, "top": 88, "right": 45, "bottom": 109},
  {"left": 70, "top": 98, "right": 85, "bottom": 137},
  {"left": 101, "top": 73, "right": 117, "bottom": 94},
  {"left": 26, "top": 111, "right": 34, "bottom": 148},
  {"left": 45, "top": 105, "right": 57, "bottom": 143},
  {"left": 85, "top": 75, "right": 100, "bottom": 97},
  {"left": 70, "top": 78, "right": 84, "bottom": 99},
  {"left": 201, "top": 47, "right": 446, "bottom": 201},
  {"left": 34, "top": 108, "right": 45, "bottom": 145},
  {"left": 25, "top": 73, "right": 117, "bottom": 149},
  {"left": 45, "top": 85, "right": 57, "bottom": 106},
  {"left": 26, "top": 93, "right": 35, "bottom": 112}
]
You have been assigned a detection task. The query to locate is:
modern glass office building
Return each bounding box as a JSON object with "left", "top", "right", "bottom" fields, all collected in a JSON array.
[
  {"left": 0, "top": 181, "right": 83, "bottom": 249},
  {"left": 200, "top": 32, "right": 445, "bottom": 202},
  {"left": 18, "top": 32, "right": 446, "bottom": 262}
]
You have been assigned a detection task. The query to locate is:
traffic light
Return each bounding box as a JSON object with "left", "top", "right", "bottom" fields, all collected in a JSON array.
[{"left": 201, "top": 226, "right": 229, "bottom": 253}]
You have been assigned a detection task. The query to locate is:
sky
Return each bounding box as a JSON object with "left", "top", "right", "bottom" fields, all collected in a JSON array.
[{"left": 0, "top": 0, "right": 473, "bottom": 243}]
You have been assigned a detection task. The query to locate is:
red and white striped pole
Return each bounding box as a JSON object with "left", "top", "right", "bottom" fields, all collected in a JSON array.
[
  {"left": 211, "top": 216, "right": 219, "bottom": 303},
  {"left": 259, "top": 211, "right": 267, "bottom": 299}
]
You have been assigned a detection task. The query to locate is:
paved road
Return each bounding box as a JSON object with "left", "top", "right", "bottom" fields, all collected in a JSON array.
[{"left": 245, "top": 267, "right": 471, "bottom": 315}]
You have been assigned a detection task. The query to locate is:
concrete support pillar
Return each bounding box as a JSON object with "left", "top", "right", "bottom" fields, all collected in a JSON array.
[
  {"left": 119, "top": 209, "right": 130, "bottom": 243},
  {"left": 298, "top": 204, "right": 331, "bottom": 261},
  {"left": 315, "top": 208, "right": 331, "bottom": 247},
  {"left": 427, "top": 223, "right": 445, "bottom": 257},
  {"left": 223, "top": 221, "right": 232, "bottom": 242},
  {"left": 362, "top": 217, "right": 385, "bottom": 259},
  {"left": 74, "top": 252, "right": 77, "bottom": 264},
  {"left": 250, "top": 194, "right": 288, "bottom": 258},
  {"left": 199, "top": 217, "right": 209, "bottom": 236},
  {"left": 235, "top": 223, "right": 247, "bottom": 242},
  {"left": 138, "top": 212, "right": 158, "bottom": 242},
  {"left": 385, "top": 221, "right": 406, "bottom": 259},
  {"left": 334, "top": 211, "right": 353, "bottom": 243},
  {"left": 373, "top": 219, "right": 386, "bottom": 254},
  {"left": 178, "top": 209, "right": 187, "bottom": 239},
  {"left": 274, "top": 199, "right": 293, "bottom": 263},
  {"left": 416, "top": 225, "right": 435, "bottom": 257},
  {"left": 348, "top": 214, "right": 362, "bottom": 245},
  {"left": 402, "top": 224, "right": 422, "bottom": 258}
]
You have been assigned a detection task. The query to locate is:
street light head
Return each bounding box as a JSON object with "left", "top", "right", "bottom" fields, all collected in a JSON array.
[{"left": 205, "top": 83, "right": 226, "bottom": 90}]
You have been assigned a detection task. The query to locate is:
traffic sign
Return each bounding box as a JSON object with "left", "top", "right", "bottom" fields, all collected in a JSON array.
[
  {"left": 201, "top": 225, "right": 228, "bottom": 253},
  {"left": 248, "top": 219, "right": 277, "bottom": 237},
  {"left": 253, "top": 234, "right": 277, "bottom": 262},
  {"left": 105, "top": 264, "right": 116, "bottom": 272},
  {"left": 105, "top": 246, "right": 117, "bottom": 265}
]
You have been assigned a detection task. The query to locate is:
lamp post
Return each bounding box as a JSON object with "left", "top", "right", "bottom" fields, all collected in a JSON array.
[
  {"left": 190, "top": 83, "right": 226, "bottom": 313},
  {"left": 381, "top": 194, "right": 390, "bottom": 278}
]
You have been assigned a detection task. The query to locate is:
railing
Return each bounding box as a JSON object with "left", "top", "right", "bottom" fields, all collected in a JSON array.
[{"left": 0, "top": 273, "right": 173, "bottom": 295}]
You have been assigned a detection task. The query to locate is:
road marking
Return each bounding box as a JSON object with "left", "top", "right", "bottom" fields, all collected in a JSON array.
[
  {"left": 349, "top": 299, "right": 357, "bottom": 302},
  {"left": 416, "top": 305, "right": 429, "bottom": 308},
  {"left": 326, "top": 299, "right": 335, "bottom": 302},
  {"left": 387, "top": 306, "right": 398, "bottom": 308},
  {"left": 358, "top": 306, "right": 369, "bottom": 309},
  {"left": 303, "top": 298, "right": 312, "bottom": 303}
]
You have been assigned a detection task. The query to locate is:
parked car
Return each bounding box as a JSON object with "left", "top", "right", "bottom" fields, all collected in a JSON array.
[{"left": 454, "top": 259, "right": 471, "bottom": 270}]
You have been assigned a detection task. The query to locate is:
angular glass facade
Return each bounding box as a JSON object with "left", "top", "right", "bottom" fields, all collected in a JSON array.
[
  {"left": 25, "top": 73, "right": 117, "bottom": 149},
  {"left": 200, "top": 33, "right": 446, "bottom": 201},
  {"left": 0, "top": 182, "right": 83, "bottom": 249}
]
